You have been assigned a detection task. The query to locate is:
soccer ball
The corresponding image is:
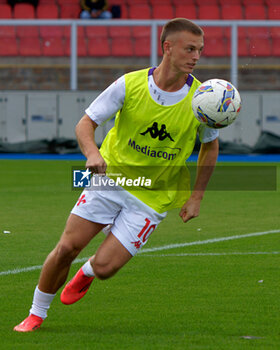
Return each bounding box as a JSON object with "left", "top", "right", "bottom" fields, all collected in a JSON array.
[{"left": 191, "top": 79, "right": 241, "bottom": 129}]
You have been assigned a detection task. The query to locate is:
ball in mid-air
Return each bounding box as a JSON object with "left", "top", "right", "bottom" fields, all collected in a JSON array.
[{"left": 192, "top": 79, "right": 242, "bottom": 129}]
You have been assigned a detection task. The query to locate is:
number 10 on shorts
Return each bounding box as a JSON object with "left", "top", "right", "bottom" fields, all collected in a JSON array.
[{"left": 131, "top": 218, "right": 156, "bottom": 250}]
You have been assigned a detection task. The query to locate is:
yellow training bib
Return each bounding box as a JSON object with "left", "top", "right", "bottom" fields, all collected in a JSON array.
[{"left": 100, "top": 68, "right": 201, "bottom": 213}]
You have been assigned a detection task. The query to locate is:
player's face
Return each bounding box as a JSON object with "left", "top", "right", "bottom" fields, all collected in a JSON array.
[{"left": 165, "top": 31, "right": 204, "bottom": 74}]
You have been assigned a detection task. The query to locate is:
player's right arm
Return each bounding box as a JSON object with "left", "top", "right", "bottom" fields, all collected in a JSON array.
[
  {"left": 76, "top": 75, "right": 126, "bottom": 174},
  {"left": 75, "top": 114, "right": 107, "bottom": 174}
]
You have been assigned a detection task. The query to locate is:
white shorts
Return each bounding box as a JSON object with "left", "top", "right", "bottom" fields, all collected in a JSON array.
[{"left": 71, "top": 179, "right": 167, "bottom": 256}]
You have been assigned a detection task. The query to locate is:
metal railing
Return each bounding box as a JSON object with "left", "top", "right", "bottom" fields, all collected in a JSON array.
[{"left": 0, "top": 19, "right": 279, "bottom": 90}]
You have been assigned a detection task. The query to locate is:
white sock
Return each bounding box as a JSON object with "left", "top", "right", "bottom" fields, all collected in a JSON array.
[
  {"left": 29, "top": 286, "right": 56, "bottom": 320},
  {"left": 82, "top": 259, "right": 95, "bottom": 277}
]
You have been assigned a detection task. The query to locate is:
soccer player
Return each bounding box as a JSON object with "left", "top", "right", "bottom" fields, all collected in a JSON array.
[{"left": 14, "top": 18, "right": 219, "bottom": 332}]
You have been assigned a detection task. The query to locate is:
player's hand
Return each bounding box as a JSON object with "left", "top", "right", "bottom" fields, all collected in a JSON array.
[
  {"left": 86, "top": 152, "right": 107, "bottom": 175},
  {"left": 179, "top": 197, "right": 201, "bottom": 223}
]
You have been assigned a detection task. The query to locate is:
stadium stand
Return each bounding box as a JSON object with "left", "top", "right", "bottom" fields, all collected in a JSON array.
[
  {"left": 13, "top": 3, "right": 36, "bottom": 19},
  {"left": 0, "top": 37, "right": 18, "bottom": 55},
  {"left": 59, "top": 3, "right": 80, "bottom": 18},
  {"left": 88, "top": 36, "right": 110, "bottom": 56},
  {"left": 0, "top": 3, "right": 15, "bottom": 39},
  {"left": 36, "top": 4, "right": 59, "bottom": 18},
  {"left": 128, "top": 4, "right": 151, "bottom": 19},
  {"left": 134, "top": 36, "right": 150, "bottom": 57},
  {"left": 0, "top": 0, "right": 278, "bottom": 58},
  {"left": 174, "top": 4, "right": 197, "bottom": 19},
  {"left": 151, "top": 4, "right": 174, "bottom": 19},
  {"left": 111, "top": 36, "right": 134, "bottom": 56},
  {"left": 198, "top": 5, "right": 221, "bottom": 19},
  {"left": 0, "top": 4, "right": 12, "bottom": 17},
  {"left": 221, "top": 5, "right": 244, "bottom": 19},
  {"left": 19, "top": 36, "right": 41, "bottom": 56},
  {"left": 268, "top": 4, "right": 280, "bottom": 19},
  {"left": 42, "top": 36, "right": 65, "bottom": 56},
  {"left": 244, "top": 4, "right": 267, "bottom": 19},
  {"left": 65, "top": 36, "right": 87, "bottom": 56}
]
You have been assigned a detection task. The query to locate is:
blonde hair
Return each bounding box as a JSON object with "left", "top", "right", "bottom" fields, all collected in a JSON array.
[{"left": 160, "top": 18, "right": 204, "bottom": 53}]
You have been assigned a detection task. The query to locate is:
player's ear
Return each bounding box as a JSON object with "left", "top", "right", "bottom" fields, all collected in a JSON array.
[{"left": 163, "top": 40, "right": 172, "bottom": 55}]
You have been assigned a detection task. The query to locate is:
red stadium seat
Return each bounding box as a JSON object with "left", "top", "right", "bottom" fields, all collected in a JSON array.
[
  {"left": 39, "top": 0, "right": 57, "bottom": 3},
  {"left": 65, "top": 37, "right": 87, "bottom": 57},
  {"left": 242, "top": 0, "right": 265, "bottom": 4},
  {"left": 196, "top": 0, "right": 218, "bottom": 4},
  {"left": 238, "top": 38, "right": 250, "bottom": 56},
  {"left": 150, "top": 0, "right": 172, "bottom": 4},
  {"left": 152, "top": 4, "right": 174, "bottom": 19},
  {"left": 203, "top": 27, "right": 224, "bottom": 40},
  {"left": 42, "top": 37, "right": 65, "bottom": 56},
  {"left": 244, "top": 5, "right": 267, "bottom": 19},
  {"left": 88, "top": 37, "right": 111, "bottom": 57},
  {"left": 0, "top": 37, "right": 18, "bottom": 56},
  {"left": 125, "top": 0, "right": 149, "bottom": 3},
  {"left": 227, "top": 37, "right": 249, "bottom": 56},
  {"left": 134, "top": 37, "right": 151, "bottom": 57},
  {"left": 198, "top": 5, "right": 220, "bottom": 19},
  {"left": 39, "top": 26, "right": 64, "bottom": 39},
  {"left": 265, "top": 0, "right": 280, "bottom": 4},
  {"left": 221, "top": 5, "right": 244, "bottom": 19},
  {"left": 0, "top": 26, "right": 16, "bottom": 38},
  {"left": 37, "top": 4, "right": 61, "bottom": 39},
  {"left": 57, "top": 0, "right": 79, "bottom": 4},
  {"left": 249, "top": 38, "right": 272, "bottom": 56},
  {"left": 270, "top": 27, "right": 280, "bottom": 38},
  {"left": 224, "top": 26, "right": 247, "bottom": 40},
  {"left": 218, "top": 0, "right": 242, "bottom": 4},
  {"left": 59, "top": 4, "right": 80, "bottom": 18},
  {"left": 268, "top": 5, "right": 280, "bottom": 19},
  {"left": 247, "top": 27, "right": 271, "bottom": 39},
  {"left": 111, "top": 37, "right": 134, "bottom": 56},
  {"left": 129, "top": 4, "right": 151, "bottom": 19},
  {"left": 0, "top": 4, "right": 12, "bottom": 18},
  {"left": 172, "top": 0, "right": 196, "bottom": 4},
  {"left": 63, "top": 26, "right": 85, "bottom": 38},
  {"left": 19, "top": 37, "right": 41, "bottom": 56},
  {"left": 226, "top": 27, "right": 250, "bottom": 56},
  {"left": 17, "top": 26, "right": 39, "bottom": 38},
  {"left": 109, "top": 26, "right": 131, "bottom": 38},
  {"left": 132, "top": 26, "right": 151, "bottom": 38},
  {"left": 0, "top": 4, "right": 15, "bottom": 38},
  {"left": 203, "top": 37, "right": 228, "bottom": 57},
  {"left": 36, "top": 4, "right": 59, "bottom": 18},
  {"left": 271, "top": 38, "right": 280, "bottom": 56},
  {"left": 14, "top": 3, "right": 35, "bottom": 18},
  {"left": 174, "top": 5, "right": 197, "bottom": 19},
  {"left": 85, "top": 26, "right": 108, "bottom": 39}
]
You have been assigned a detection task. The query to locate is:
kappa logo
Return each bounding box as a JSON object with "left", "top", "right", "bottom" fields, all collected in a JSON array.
[{"left": 140, "top": 122, "right": 174, "bottom": 142}]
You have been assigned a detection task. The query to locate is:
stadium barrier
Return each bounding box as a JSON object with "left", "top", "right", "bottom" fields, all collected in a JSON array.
[{"left": 0, "top": 90, "right": 280, "bottom": 150}]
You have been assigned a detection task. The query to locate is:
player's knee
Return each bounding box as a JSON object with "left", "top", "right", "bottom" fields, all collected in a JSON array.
[
  {"left": 54, "top": 241, "right": 80, "bottom": 265},
  {"left": 93, "top": 261, "right": 117, "bottom": 280}
]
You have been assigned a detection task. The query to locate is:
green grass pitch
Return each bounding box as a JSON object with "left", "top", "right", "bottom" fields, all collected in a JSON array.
[{"left": 0, "top": 159, "right": 279, "bottom": 350}]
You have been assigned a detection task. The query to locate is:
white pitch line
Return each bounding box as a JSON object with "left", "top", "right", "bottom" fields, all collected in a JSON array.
[
  {"left": 142, "top": 251, "right": 280, "bottom": 257},
  {"left": 139, "top": 229, "right": 280, "bottom": 254},
  {"left": 0, "top": 229, "right": 279, "bottom": 276},
  {"left": 0, "top": 257, "right": 88, "bottom": 277}
]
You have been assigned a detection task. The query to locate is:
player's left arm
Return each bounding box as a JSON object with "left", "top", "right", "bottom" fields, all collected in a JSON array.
[{"left": 179, "top": 137, "right": 219, "bottom": 223}]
